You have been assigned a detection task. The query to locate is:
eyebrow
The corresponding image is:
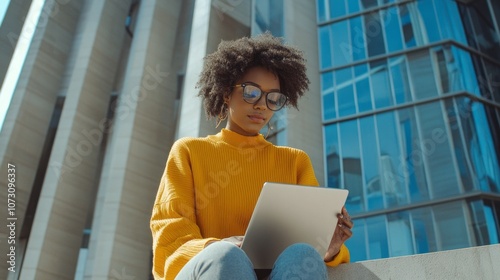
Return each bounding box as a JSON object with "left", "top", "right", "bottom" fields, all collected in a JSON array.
[{"left": 242, "top": 81, "right": 281, "bottom": 92}]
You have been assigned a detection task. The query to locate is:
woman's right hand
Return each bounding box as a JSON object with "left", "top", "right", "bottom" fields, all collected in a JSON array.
[{"left": 205, "top": 236, "right": 244, "bottom": 248}]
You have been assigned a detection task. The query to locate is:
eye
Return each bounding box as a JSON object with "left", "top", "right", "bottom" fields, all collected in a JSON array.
[
  {"left": 243, "top": 85, "right": 261, "bottom": 100},
  {"left": 267, "top": 92, "right": 286, "bottom": 106}
]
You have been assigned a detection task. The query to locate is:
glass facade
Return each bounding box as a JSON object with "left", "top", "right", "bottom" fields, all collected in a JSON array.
[{"left": 318, "top": 0, "right": 500, "bottom": 261}]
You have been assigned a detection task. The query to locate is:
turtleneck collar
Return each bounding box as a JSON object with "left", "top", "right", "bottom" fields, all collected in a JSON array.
[{"left": 209, "top": 128, "right": 271, "bottom": 149}]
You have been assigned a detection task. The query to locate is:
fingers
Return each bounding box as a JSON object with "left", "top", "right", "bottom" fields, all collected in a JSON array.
[{"left": 337, "top": 209, "right": 353, "bottom": 229}]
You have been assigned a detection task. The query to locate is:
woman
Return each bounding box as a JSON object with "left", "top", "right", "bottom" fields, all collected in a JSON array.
[{"left": 150, "top": 33, "right": 353, "bottom": 280}]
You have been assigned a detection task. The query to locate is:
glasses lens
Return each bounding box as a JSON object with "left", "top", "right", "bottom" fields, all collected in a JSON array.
[
  {"left": 267, "top": 92, "right": 287, "bottom": 110},
  {"left": 242, "top": 85, "right": 261, "bottom": 103}
]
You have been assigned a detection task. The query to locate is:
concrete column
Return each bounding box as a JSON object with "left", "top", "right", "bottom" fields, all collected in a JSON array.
[
  {"left": 177, "top": 0, "right": 251, "bottom": 138},
  {"left": 19, "top": 0, "right": 131, "bottom": 279},
  {"left": 0, "top": 0, "right": 82, "bottom": 278},
  {"left": 83, "top": 0, "right": 180, "bottom": 278},
  {"left": 283, "top": 0, "right": 325, "bottom": 185},
  {"left": 0, "top": 0, "right": 32, "bottom": 86}
]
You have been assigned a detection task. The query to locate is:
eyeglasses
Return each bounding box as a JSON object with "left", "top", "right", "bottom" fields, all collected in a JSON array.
[{"left": 232, "top": 82, "right": 288, "bottom": 111}]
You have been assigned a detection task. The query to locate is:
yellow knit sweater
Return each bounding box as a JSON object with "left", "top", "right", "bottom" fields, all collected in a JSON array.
[{"left": 150, "top": 129, "right": 349, "bottom": 279}]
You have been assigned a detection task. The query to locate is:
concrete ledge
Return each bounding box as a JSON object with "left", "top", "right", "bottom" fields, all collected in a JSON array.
[{"left": 327, "top": 244, "right": 500, "bottom": 279}]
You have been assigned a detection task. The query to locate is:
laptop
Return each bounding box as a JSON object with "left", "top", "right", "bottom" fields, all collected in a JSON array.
[{"left": 240, "top": 182, "right": 349, "bottom": 269}]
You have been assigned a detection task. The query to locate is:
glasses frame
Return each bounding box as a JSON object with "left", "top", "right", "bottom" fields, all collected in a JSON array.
[{"left": 232, "top": 81, "right": 288, "bottom": 111}]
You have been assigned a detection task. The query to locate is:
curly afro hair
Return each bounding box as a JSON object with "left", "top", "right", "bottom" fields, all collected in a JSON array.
[{"left": 197, "top": 32, "right": 310, "bottom": 119}]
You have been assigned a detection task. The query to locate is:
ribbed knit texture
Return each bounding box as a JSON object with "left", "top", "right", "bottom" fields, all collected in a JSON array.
[{"left": 150, "top": 129, "right": 349, "bottom": 279}]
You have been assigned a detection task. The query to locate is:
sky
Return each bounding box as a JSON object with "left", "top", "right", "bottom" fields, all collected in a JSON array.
[{"left": 0, "top": 1, "right": 8, "bottom": 25}]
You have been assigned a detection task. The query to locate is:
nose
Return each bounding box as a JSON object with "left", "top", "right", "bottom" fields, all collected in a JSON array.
[{"left": 253, "top": 93, "right": 267, "bottom": 110}]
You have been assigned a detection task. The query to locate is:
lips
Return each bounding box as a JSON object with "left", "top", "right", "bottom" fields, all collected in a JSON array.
[{"left": 248, "top": 114, "right": 265, "bottom": 123}]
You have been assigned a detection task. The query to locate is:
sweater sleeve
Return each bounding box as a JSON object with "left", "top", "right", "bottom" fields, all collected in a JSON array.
[
  {"left": 296, "top": 150, "right": 351, "bottom": 266},
  {"left": 325, "top": 243, "right": 350, "bottom": 266},
  {"left": 295, "top": 150, "right": 319, "bottom": 187},
  {"left": 150, "top": 139, "right": 219, "bottom": 280}
]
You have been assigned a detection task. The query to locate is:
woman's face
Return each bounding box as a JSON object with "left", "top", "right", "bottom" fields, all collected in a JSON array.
[{"left": 225, "top": 67, "right": 280, "bottom": 136}]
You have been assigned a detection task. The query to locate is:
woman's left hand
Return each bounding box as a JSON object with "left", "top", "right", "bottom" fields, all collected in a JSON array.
[{"left": 324, "top": 206, "right": 353, "bottom": 262}]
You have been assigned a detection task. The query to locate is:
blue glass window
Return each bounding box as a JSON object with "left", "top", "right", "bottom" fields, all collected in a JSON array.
[
  {"left": 399, "top": 5, "right": 416, "bottom": 48},
  {"left": 382, "top": 6, "right": 404, "bottom": 53},
  {"left": 325, "top": 124, "right": 341, "bottom": 189},
  {"left": 416, "top": 102, "right": 460, "bottom": 198},
  {"left": 416, "top": 0, "right": 441, "bottom": 43},
  {"left": 354, "top": 64, "right": 372, "bottom": 112},
  {"left": 335, "top": 67, "right": 356, "bottom": 117},
  {"left": 329, "top": 0, "right": 347, "bottom": 19},
  {"left": 319, "top": 26, "right": 333, "bottom": 69},
  {"left": 433, "top": 0, "right": 467, "bottom": 44},
  {"left": 350, "top": 16, "right": 366, "bottom": 61},
  {"left": 317, "top": 0, "right": 327, "bottom": 23},
  {"left": 345, "top": 218, "right": 367, "bottom": 261},
  {"left": 370, "top": 60, "right": 393, "bottom": 109},
  {"left": 398, "top": 108, "right": 430, "bottom": 202},
  {"left": 340, "top": 120, "right": 364, "bottom": 212},
  {"left": 376, "top": 112, "right": 406, "bottom": 207},
  {"left": 444, "top": 98, "right": 476, "bottom": 192},
  {"left": 389, "top": 56, "right": 411, "bottom": 104},
  {"left": 387, "top": 212, "right": 414, "bottom": 257},
  {"left": 364, "top": 12, "right": 386, "bottom": 57},
  {"left": 433, "top": 202, "right": 469, "bottom": 250},
  {"left": 366, "top": 215, "right": 389, "bottom": 259},
  {"left": 347, "top": 0, "right": 360, "bottom": 14},
  {"left": 411, "top": 207, "right": 437, "bottom": 253},
  {"left": 360, "top": 0, "right": 377, "bottom": 10},
  {"left": 360, "top": 117, "right": 382, "bottom": 210},
  {"left": 407, "top": 50, "right": 438, "bottom": 100},
  {"left": 322, "top": 72, "right": 336, "bottom": 120},
  {"left": 331, "top": 20, "right": 350, "bottom": 67}
]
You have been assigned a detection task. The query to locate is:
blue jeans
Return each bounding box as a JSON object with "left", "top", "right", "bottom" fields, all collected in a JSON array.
[{"left": 176, "top": 242, "right": 327, "bottom": 280}]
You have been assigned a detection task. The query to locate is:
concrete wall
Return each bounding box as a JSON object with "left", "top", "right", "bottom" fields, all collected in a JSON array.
[{"left": 327, "top": 244, "right": 500, "bottom": 280}]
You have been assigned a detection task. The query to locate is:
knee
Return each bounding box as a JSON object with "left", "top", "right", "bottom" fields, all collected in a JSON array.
[
  {"left": 271, "top": 243, "right": 327, "bottom": 280},
  {"left": 282, "top": 243, "right": 322, "bottom": 260},
  {"left": 206, "top": 241, "right": 251, "bottom": 264}
]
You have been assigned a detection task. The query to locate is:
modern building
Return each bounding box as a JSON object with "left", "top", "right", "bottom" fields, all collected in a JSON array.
[
  {"left": 0, "top": 0, "right": 322, "bottom": 279},
  {"left": 1, "top": 0, "right": 499, "bottom": 279},
  {"left": 316, "top": 0, "right": 500, "bottom": 262}
]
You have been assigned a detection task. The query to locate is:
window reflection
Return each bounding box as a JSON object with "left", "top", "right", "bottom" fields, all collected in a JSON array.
[
  {"left": 331, "top": 20, "right": 350, "bottom": 67},
  {"left": 364, "top": 12, "right": 386, "bottom": 57},
  {"left": 360, "top": 117, "right": 381, "bottom": 210},
  {"left": 408, "top": 50, "right": 438, "bottom": 100},
  {"left": 416, "top": 102, "right": 460, "bottom": 198},
  {"left": 366, "top": 215, "right": 389, "bottom": 259},
  {"left": 325, "top": 124, "right": 341, "bottom": 189},
  {"left": 329, "top": 0, "right": 347, "bottom": 19},
  {"left": 350, "top": 16, "right": 366, "bottom": 61},
  {"left": 389, "top": 56, "right": 411, "bottom": 104},
  {"left": 383, "top": 6, "right": 404, "bottom": 53},
  {"left": 398, "top": 108, "right": 430, "bottom": 202},
  {"left": 444, "top": 99, "right": 476, "bottom": 192},
  {"left": 336, "top": 67, "right": 356, "bottom": 117},
  {"left": 399, "top": 5, "right": 416, "bottom": 48},
  {"left": 387, "top": 212, "right": 414, "bottom": 257},
  {"left": 411, "top": 207, "right": 437, "bottom": 254},
  {"left": 370, "top": 60, "right": 393, "bottom": 109},
  {"left": 319, "top": 26, "right": 332, "bottom": 69},
  {"left": 458, "top": 0, "right": 500, "bottom": 60},
  {"left": 340, "top": 120, "right": 364, "bottom": 212},
  {"left": 457, "top": 100, "right": 500, "bottom": 192},
  {"left": 433, "top": 202, "right": 470, "bottom": 250},
  {"left": 354, "top": 64, "right": 372, "bottom": 112},
  {"left": 376, "top": 112, "right": 406, "bottom": 206},
  {"left": 345, "top": 218, "right": 367, "bottom": 262}
]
